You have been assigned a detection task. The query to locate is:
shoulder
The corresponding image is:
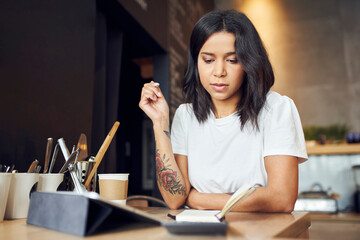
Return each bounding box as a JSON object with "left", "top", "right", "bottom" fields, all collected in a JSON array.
[
  {"left": 265, "top": 91, "right": 294, "bottom": 107},
  {"left": 264, "top": 91, "right": 295, "bottom": 112},
  {"left": 260, "top": 91, "right": 298, "bottom": 121},
  {"left": 174, "top": 103, "right": 194, "bottom": 118},
  {"left": 172, "top": 103, "right": 196, "bottom": 135},
  {"left": 176, "top": 103, "right": 193, "bottom": 112},
  {"left": 172, "top": 103, "right": 195, "bottom": 128}
]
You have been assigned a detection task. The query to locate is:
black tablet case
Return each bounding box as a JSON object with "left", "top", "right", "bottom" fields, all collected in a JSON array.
[
  {"left": 27, "top": 192, "right": 160, "bottom": 236},
  {"left": 162, "top": 221, "right": 228, "bottom": 235},
  {"left": 27, "top": 192, "right": 228, "bottom": 236}
]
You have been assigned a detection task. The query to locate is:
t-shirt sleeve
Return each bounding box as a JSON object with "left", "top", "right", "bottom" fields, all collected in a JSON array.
[
  {"left": 263, "top": 96, "right": 308, "bottom": 163},
  {"left": 171, "top": 104, "right": 188, "bottom": 155}
]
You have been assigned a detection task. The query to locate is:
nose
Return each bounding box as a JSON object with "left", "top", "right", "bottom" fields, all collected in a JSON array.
[{"left": 213, "top": 61, "right": 226, "bottom": 77}]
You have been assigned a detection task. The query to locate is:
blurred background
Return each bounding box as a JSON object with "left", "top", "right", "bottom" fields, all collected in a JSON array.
[{"left": 0, "top": 1, "right": 360, "bottom": 236}]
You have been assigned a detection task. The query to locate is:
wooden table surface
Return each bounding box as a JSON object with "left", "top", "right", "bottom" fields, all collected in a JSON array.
[{"left": 0, "top": 207, "right": 310, "bottom": 239}]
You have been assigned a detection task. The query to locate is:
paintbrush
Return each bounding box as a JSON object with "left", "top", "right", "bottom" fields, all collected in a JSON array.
[
  {"left": 27, "top": 159, "right": 39, "bottom": 173},
  {"left": 84, "top": 121, "right": 120, "bottom": 188}
]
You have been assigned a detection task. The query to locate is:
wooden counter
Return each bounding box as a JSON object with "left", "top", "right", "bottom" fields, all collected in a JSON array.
[
  {"left": 311, "top": 212, "right": 360, "bottom": 223},
  {"left": 306, "top": 143, "right": 360, "bottom": 155},
  {"left": 0, "top": 207, "right": 310, "bottom": 239},
  {"left": 309, "top": 213, "right": 360, "bottom": 239}
]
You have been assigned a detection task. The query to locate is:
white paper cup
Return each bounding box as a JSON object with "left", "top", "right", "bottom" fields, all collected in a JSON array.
[
  {"left": 0, "top": 173, "right": 13, "bottom": 222},
  {"left": 98, "top": 174, "right": 129, "bottom": 205},
  {"left": 5, "top": 173, "right": 39, "bottom": 219},
  {"left": 37, "top": 173, "right": 64, "bottom": 192}
]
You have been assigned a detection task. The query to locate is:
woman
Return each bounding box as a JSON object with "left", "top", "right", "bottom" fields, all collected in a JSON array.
[{"left": 139, "top": 10, "right": 307, "bottom": 212}]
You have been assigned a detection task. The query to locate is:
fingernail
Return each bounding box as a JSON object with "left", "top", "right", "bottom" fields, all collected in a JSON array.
[{"left": 154, "top": 82, "right": 160, "bottom": 87}]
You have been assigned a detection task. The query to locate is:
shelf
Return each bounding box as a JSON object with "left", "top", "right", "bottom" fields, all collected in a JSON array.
[{"left": 306, "top": 143, "right": 360, "bottom": 155}]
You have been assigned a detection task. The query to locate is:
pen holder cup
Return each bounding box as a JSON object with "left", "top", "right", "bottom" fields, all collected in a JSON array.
[
  {"left": 0, "top": 173, "right": 13, "bottom": 222},
  {"left": 76, "top": 161, "right": 97, "bottom": 191},
  {"left": 37, "top": 173, "right": 64, "bottom": 192},
  {"left": 5, "top": 173, "right": 39, "bottom": 219},
  {"left": 64, "top": 161, "right": 97, "bottom": 192}
]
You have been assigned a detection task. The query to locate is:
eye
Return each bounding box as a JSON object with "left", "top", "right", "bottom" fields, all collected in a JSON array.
[
  {"left": 203, "top": 58, "right": 214, "bottom": 64},
  {"left": 227, "top": 59, "right": 238, "bottom": 64}
]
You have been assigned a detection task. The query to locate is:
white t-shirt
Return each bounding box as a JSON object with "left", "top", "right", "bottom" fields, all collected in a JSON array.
[{"left": 171, "top": 91, "right": 308, "bottom": 194}]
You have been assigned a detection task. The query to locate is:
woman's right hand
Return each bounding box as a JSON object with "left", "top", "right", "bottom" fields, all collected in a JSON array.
[{"left": 139, "top": 81, "right": 169, "bottom": 125}]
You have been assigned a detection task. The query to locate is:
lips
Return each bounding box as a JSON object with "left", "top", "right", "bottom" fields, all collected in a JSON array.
[{"left": 210, "top": 83, "right": 228, "bottom": 91}]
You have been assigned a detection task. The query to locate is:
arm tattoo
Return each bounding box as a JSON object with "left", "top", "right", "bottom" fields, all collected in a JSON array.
[
  {"left": 155, "top": 148, "right": 186, "bottom": 196},
  {"left": 163, "top": 130, "right": 171, "bottom": 139}
]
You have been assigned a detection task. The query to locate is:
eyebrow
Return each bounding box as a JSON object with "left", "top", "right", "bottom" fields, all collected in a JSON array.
[{"left": 200, "top": 51, "right": 236, "bottom": 56}]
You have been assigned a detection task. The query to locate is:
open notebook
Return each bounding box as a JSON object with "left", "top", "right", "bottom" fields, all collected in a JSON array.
[{"left": 171, "top": 183, "right": 260, "bottom": 223}]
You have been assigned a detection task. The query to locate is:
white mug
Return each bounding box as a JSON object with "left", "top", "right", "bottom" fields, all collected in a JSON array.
[
  {"left": 0, "top": 173, "right": 13, "bottom": 222},
  {"left": 5, "top": 173, "right": 39, "bottom": 219},
  {"left": 37, "top": 173, "right": 64, "bottom": 192}
]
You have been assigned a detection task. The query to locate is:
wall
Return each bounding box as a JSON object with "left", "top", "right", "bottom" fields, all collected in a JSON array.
[
  {"left": 0, "top": 1, "right": 96, "bottom": 171},
  {"left": 215, "top": 0, "right": 360, "bottom": 132}
]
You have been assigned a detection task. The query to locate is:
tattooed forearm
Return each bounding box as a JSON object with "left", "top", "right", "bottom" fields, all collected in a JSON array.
[
  {"left": 163, "top": 130, "right": 170, "bottom": 139},
  {"left": 155, "top": 149, "right": 186, "bottom": 196}
]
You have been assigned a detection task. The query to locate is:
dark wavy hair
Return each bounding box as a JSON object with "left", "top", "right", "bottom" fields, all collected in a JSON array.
[{"left": 183, "top": 10, "right": 274, "bottom": 130}]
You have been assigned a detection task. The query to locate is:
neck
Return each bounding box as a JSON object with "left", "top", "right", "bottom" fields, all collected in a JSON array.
[{"left": 212, "top": 100, "right": 238, "bottom": 119}]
